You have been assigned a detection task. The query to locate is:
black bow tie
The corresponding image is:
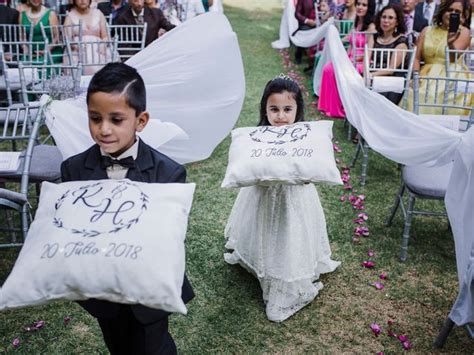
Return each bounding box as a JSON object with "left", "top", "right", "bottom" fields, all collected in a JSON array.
[{"left": 101, "top": 156, "right": 136, "bottom": 169}]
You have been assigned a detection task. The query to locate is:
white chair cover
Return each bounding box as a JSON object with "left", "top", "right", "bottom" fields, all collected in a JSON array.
[{"left": 44, "top": 13, "right": 245, "bottom": 164}]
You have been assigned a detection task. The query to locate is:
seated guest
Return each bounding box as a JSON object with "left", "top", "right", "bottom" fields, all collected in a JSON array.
[
  {"left": 318, "top": 0, "right": 376, "bottom": 118},
  {"left": 181, "top": 0, "right": 205, "bottom": 21},
  {"left": 417, "top": 0, "right": 439, "bottom": 26},
  {"left": 144, "top": 0, "right": 159, "bottom": 8},
  {"left": 158, "top": 0, "right": 181, "bottom": 25},
  {"left": 64, "top": 0, "right": 110, "bottom": 75},
  {"left": 340, "top": 0, "right": 357, "bottom": 20},
  {"left": 116, "top": 0, "right": 175, "bottom": 46},
  {"left": 19, "top": 0, "right": 62, "bottom": 64},
  {"left": 367, "top": 4, "right": 408, "bottom": 105},
  {"left": 405, "top": 0, "right": 472, "bottom": 114},
  {"left": 294, "top": 0, "right": 317, "bottom": 65},
  {"left": 400, "top": 0, "right": 428, "bottom": 46},
  {"left": 16, "top": 0, "right": 29, "bottom": 13},
  {"left": 98, "top": 0, "right": 130, "bottom": 24}
]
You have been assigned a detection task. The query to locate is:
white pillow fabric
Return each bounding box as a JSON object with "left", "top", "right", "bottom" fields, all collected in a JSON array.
[
  {"left": 0, "top": 180, "right": 195, "bottom": 314},
  {"left": 222, "top": 121, "right": 342, "bottom": 188}
]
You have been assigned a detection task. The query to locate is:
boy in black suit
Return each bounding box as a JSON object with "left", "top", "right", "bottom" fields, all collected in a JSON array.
[{"left": 61, "top": 62, "right": 194, "bottom": 355}]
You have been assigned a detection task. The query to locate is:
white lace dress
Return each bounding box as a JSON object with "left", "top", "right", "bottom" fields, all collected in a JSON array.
[{"left": 224, "top": 184, "right": 340, "bottom": 322}]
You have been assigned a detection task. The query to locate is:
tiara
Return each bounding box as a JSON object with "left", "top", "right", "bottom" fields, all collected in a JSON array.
[{"left": 272, "top": 73, "right": 294, "bottom": 81}]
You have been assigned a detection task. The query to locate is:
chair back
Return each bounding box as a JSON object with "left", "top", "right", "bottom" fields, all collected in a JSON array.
[
  {"left": 413, "top": 72, "right": 474, "bottom": 131},
  {"left": 0, "top": 104, "right": 44, "bottom": 243},
  {"left": 108, "top": 23, "right": 147, "bottom": 61},
  {"left": 334, "top": 19, "right": 354, "bottom": 38},
  {"left": 0, "top": 25, "right": 48, "bottom": 65},
  {"left": 18, "top": 62, "right": 82, "bottom": 105},
  {"left": 40, "top": 23, "right": 83, "bottom": 64},
  {"left": 364, "top": 44, "right": 416, "bottom": 109},
  {"left": 65, "top": 37, "right": 119, "bottom": 74},
  {"left": 0, "top": 47, "right": 13, "bottom": 106},
  {"left": 445, "top": 47, "right": 474, "bottom": 77}
]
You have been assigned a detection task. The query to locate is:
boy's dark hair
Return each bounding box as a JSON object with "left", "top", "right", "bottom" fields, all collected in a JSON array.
[
  {"left": 87, "top": 62, "right": 146, "bottom": 115},
  {"left": 375, "top": 4, "right": 407, "bottom": 35},
  {"left": 258, "top": 76, "right": 305, "bottom": 126}
]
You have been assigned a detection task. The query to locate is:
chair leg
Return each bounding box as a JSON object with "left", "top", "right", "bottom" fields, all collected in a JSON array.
[
  {"left": 360, "top": 140, "right": 369, "bottom": 186},
  {"left": 386, "top": 181, "right": 405, "bottom": 227},
  {"left": 347, "top": 121, "right": 353, "bottom": 141},
  {"left": 400, "top": 193, "right": 415, "bottom": 262},
  {"left": 433, "top": 318, "right": 455, "bottom": 348},
  {"left": 350, "top": 140, "right": 362, "bottom": 168}
]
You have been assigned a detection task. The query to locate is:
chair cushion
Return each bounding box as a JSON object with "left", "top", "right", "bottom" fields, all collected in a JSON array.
[
  {"left": 402, "top": 163, "right": 453, "bottom": 198},
  {"left": 0, "top": 145, "right": 62, "bottom": 182}
]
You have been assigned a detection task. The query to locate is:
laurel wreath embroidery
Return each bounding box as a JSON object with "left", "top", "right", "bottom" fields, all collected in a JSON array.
[
  {"left": 249, "top": 123, "right": 311, "bottom": 145},
  {"left": 53, "top": 181, "right": 149, "bottom": 238}
]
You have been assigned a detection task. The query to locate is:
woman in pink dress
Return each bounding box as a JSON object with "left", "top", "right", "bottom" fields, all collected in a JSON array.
[
  {"left": 318, "top": 0, "right": 376, "bottom": 118},
  {"left": 64, "top": 0, "right": 110, "bottom": 75}
]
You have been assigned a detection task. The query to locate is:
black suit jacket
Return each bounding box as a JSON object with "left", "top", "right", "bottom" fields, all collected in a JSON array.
[
  {"left": 115, "top": 7, "right": 175, "bottom": 47},
  {"left": 413, "top": 3, "right": 429, "bottom": 33},
  {"left": 60, "top": 140, "right": 194, "bottom": 325},
  {"left": 0, "top": 5, "right": 18, "bottom": 26}
]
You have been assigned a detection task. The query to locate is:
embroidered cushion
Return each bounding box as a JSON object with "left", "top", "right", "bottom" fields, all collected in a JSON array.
[
  {"left": 0, "top": 180, "right": 195, "bottom": 314},
  {"left": 222, "top": 121, "right": 342, "bottom": 188}
]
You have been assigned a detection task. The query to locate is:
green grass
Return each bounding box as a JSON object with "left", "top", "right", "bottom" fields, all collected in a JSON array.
[{"left": 1, "top": 0, "right": 473, "bottom": 353}]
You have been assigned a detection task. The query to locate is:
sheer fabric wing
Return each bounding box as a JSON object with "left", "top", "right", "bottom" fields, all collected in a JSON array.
[
  {"left": 126, "top": 13, "right": 245, "bottom": 163},
  {"left": 45, "top": 13, "right": 245, "bottom": 164}
]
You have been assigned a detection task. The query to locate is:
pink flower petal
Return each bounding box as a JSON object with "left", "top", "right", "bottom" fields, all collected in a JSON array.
[
  {"left": 367, "top": 249, "right": 376, "bottom": 257},
  {"left": 370, "top": 323, "right": 382, "bottom": 336},
  {"left": 362, "top": 260, "right": 376, "bottom": 268},
  {"left": 335, "top": 158, "right": 341, "bottom": 164},
  {"left": 358, "top": 213, "right": 368, "bottom": 221},
  {"left": 344, "top": 183, "right": 353, "bottom": 190},
  {"left": 373, "top": 282, "right": 384, "bottom": 290},
  {"left": 12, "top": 338, "right": 20, "bottom": 348},
  {"left": 333, "top": 144, "right": 342, "bottom": 153},
  {"left": 64, "top": 316, "right": 71, "bottom": 325},
  {"left": 387, "top": 319, "right": 394, "bottom": 326},
  {"left": 341, "top": 174, "right": 350, "bottom": 183},
  {"left": 352, "top": 237, "right": 361, "bottom": 244},
  {"left": 342, "top": 167, "right": 350, "bottom": 174},
  {"left": 398, "top": 335, "right": 408, "bottom": 342},
  {"left": 377, "top": 352, "right": 384, "bottom": 355},
  {"left": 379, "top": 272, "right": 388, "bottom": 280},
  {"left": 402, "top": 340, "right": 412, "bottom": 350},
  {"left": 33, "top": 320, "right": 45, "bottom": 329}
]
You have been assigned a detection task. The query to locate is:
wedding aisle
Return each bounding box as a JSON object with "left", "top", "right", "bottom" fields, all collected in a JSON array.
[{"left": 0, "top": 0, "right": 471, "bottom": 352}]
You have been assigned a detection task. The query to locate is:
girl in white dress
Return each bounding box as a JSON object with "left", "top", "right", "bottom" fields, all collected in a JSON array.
[{"left": 224, "top": 76, "right": 341, "bottom": 322}]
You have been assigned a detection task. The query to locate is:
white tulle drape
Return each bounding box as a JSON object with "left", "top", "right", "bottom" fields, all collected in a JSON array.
[
  {"left": 284, "top": 22, "right": 472, "bottom": 326},
  {"left": 210, "top": 0, "right": 224, "bottom": 13},
  {"left": 272, "top": 3, "right": 473, "bottom": 322},
  {"left": 44, "top": 13, "right": 245, "bottom": 164}
]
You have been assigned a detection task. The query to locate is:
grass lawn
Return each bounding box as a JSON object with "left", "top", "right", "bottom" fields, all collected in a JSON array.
[{"left": 0, "top": 0, "right": 472, "bottom": 353}]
